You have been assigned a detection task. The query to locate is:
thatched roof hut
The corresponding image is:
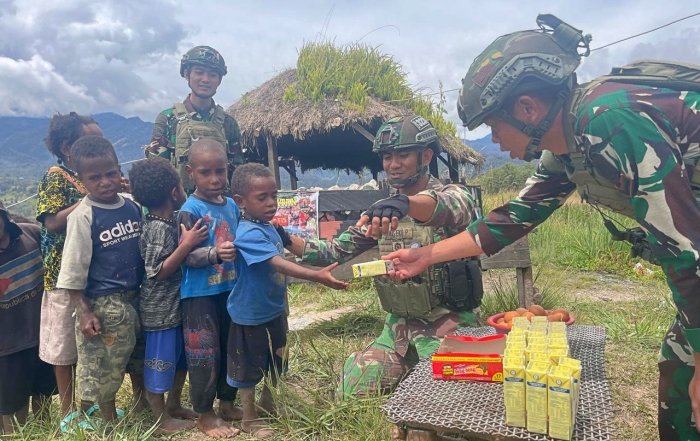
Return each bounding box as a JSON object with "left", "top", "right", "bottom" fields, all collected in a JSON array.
[{"left": 227, "top": 43, "right": 483, "bottom": 188}]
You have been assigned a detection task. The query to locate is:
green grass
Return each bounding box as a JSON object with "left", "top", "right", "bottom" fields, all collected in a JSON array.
[{"left": 294, "top": 41, "right": 457, "bottom": 138}]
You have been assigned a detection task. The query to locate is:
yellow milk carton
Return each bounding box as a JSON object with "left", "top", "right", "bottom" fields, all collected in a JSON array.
[
  {"left": 547, "top": 338, "right": 569, "bottom": 351},
  {"left": 549, "top": 321, "right": 567, "bottom": 332},
  {"left": 548, "top": 365, "right": 576, "bottom": 440},
  {"left": 530, "top": 351, "right": 550, "bottom": 363},
  {"left": 503, "top": 357, "right": 526, "bottom": 428},
  {"left": 549, "top": 348, "right": 569, "bottom": 365},
  {"left": 559, "top": 358, "right": 582, "bottom": 400},
  {"left": 526, "top": 361, "right": 550, "bottom": 434},
  {"left": 531, "top": 316, "right": 548, "bottom": 325},
  {"left": 512, "top": 317, "right": 530, "bottom": 328},
  {"left": 351, "top": 260, "right": 394, "bottom": 278}
]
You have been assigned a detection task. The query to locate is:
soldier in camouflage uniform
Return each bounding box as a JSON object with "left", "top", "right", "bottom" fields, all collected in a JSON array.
[
  {"left": 384, "top": 15, "right": 700, "bottom": 441},
  {"left": 146, "top": 46, "right": 243, "bottom": 193},
  {"left": 301, "top": 115, "right": 480, "bottom": 399}
]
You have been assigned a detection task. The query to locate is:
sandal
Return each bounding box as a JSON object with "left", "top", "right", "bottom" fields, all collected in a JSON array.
[{"left": 59, "top": 405, "right": 126, "bottom": 434}]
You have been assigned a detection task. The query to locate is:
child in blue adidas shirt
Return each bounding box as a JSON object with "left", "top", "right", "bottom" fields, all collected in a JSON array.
[
  {"left": 56, "top": 136, "right": 144, "bottom": 426},
  {"left": 176, "top": 139, "right": 239, "bottom": 438},
  {"left": 227, "top": 163, "right": 348, "bottom": 438}
]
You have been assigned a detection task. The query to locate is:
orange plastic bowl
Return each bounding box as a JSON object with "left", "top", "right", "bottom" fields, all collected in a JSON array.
[{"left": 486, "top": 311, "right": 576, "bottom": 335}]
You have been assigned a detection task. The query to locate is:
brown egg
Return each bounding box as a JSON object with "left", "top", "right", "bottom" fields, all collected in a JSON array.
[
  {"left": 529, "top": 305, "right": 546, "bottom": 316},
  {"left": 497, "top": 318, "right": 505, "bottom": 325},
  {"left": 523, "top": 312, "right": 535, "bottom": 322},
  {"left": 503, "top": 311, "right": 519, "bottom": 322},
  {"left": 547, "top": 313, "right": 564, "bottom": 322},
  {"left": 516, "top": 308, "right": 528, "bottom": 316},
  {"left": 552, "top": 309, "right": 571, "bottom": 322}
]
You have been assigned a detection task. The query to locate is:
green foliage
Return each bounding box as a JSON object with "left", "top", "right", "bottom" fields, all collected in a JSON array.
[
  {"left": 473, "top": 162, "right": 536, "bottom": 194},
  {"left": 295, "top": 41, "right": 457, "bottom": 137}
]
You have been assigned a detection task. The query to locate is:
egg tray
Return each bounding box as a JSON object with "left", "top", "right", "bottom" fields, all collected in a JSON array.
[{"left": 381, "top": 325, "right": 614, "bottom": 441}]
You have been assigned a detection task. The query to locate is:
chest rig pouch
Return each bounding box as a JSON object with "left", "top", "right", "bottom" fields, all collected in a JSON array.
[
  {"left": 441, "top": 259, "right": 484, "bottom": 311},
  {"left": 374, "top": 218, "right": 441, "bottom": 319},
  {"left": 173, "top": 103, "right": 228, "bottom": 192}
]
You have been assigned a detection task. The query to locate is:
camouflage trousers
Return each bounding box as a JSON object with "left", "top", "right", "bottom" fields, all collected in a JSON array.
[
  {"left": 75, "top": 291, "right": 140, "bottom": 403},
  {"left": 659, "top": 316, "right": 699, "bottom": 440},
  {"left": 337, "top": 308, "right": 479, "bottom": 399}
]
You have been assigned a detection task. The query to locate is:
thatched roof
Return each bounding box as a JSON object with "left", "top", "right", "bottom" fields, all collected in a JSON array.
[{"left": 227, "top": 69, "right": 483, "bottom": 175}]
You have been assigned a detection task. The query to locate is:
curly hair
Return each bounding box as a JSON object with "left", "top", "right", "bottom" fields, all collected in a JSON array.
[
  {"left": 44, "top": 112, "right": 97, "bottom": 164},
  {"left": 230, "top": 163, "right": 274, "bottom": 197},
  {"left": 128, "top": 157, "right": 181, "bottom": 209},
  {"left": 70, "top": 136, "right": 118, "bottom": 174}
]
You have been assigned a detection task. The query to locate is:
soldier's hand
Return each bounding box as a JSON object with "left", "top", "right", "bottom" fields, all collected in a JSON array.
[
  {"left": 357, "top": 194, "right": 410, "bottom": 239},
  {"left": 315, "top": 263, "right": 349, "bottom": 290},
  {"left": 382, "top": 247, "right": 431, "bottom": 281},
  {"left": 80, "top": 311, "right": 101, "bottom": 338}
]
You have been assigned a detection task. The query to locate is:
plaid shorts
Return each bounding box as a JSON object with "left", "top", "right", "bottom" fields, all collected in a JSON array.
[{"left": 75, "top": 291, "right": 139, "bottom": 403}]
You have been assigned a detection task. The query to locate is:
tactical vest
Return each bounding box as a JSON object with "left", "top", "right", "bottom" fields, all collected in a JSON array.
[
  {"left": 172, "top": 103, "right": 228, "bottom": 192},
  {"left": 374, "top": 217, "right": 442, "bottom": 319},
  {"left": 557, "top": 60, "right": 700, "bottom": 218}
]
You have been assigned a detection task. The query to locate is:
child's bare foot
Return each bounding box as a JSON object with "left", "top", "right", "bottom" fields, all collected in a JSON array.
[
  {"left": 197, "top": 411, "right": 239, "bottom": 438},
  {"left": 218, "top": 401, "right": 244, "bottom": 421},
  {"left": 166, "top": 403, "right": 198, "bottom": 420},
  {"left": 241, "top": 419, "right": 275, "bottom": 438},
  {"left": 154, "top": 416, "right": 196, "bottom": 435}
]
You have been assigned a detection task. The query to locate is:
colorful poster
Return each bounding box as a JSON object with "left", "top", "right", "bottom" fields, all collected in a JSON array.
[{"left": 275, "top": 191, "right": 319, "bottom": 240}]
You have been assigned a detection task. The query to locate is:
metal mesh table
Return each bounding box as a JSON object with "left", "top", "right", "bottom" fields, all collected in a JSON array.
[{"left": 381, "top": 325, "right": 614, "bottom": 441}]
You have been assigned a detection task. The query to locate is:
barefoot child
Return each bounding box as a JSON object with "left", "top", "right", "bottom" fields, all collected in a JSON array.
[
  {"left": 177, "top": 139, "right": 240, "bottom": 438},
  {"left": 129, "top": 157, "right": 206, "bottom": 434},
  {"left": 36, "top": 112, "right": 102, "bottom": 418},
  {"left": 0, "top": 202, "right": 57, "bottom": 434},
  {"left": 56, "top": 136, "right": 145, "bottom": 427},
  {"left": 227, "top": 164, "right": 348, "bottom": 438}
]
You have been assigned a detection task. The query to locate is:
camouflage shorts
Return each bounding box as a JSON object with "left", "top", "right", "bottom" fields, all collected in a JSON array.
[{"left": 76, "top": 291, "right": 139, "bottom": 403}]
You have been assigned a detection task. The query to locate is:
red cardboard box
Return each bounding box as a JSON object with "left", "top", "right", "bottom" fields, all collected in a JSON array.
[{"left": 431, "top": 334, "right": 506, "bottom": 382}]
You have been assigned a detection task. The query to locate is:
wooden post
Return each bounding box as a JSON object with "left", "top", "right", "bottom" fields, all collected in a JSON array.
[
  {"left": 266, "top": 135, "right": 281, "bottom": 190},
  {"left": 288, "top": 161, "right": 298, "bottom": 190},
  {"left": 448, "top": 154, "right": 459, "bottom": 184},
  {"left": 516, "top": 266, "right": 536, "bottom": 307}
]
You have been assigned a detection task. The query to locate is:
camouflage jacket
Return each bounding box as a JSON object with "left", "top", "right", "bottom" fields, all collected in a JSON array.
[
  {"left": 302, "top": 176, "right": 476, "bottom": 265},
  {"left": 467, "top": 82, "right": 700, "bottom": 351},
  {"left": 149, "top": 95, "right": 244, "bottom": 165}
]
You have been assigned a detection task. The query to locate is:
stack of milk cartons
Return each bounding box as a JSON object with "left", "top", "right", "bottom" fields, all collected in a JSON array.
[{"left": 502, "top": 317, "right": 581, "bottom": 440}]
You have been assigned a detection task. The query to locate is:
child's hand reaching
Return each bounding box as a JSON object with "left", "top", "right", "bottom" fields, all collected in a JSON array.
[
  {"left": 180, "top": 219, "right": 209, "bottom": 249},
  {"left": 314, "top": 263, "right": 349, "bottom": 290},
  {"left": 216, "top": 241, "right": 237, "bottom": 262}
]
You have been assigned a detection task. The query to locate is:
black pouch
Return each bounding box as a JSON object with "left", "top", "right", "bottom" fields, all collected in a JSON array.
[{"left": 441, "top": 259, "right": 484, "bottom": 311}]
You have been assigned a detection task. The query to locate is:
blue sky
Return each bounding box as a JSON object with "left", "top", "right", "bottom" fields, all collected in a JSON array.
[{"left": 1, "top": 0, "right": 699, "bottom": 140}]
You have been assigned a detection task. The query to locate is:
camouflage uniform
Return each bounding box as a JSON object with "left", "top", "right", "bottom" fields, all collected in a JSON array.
[
  {"left": 148, "top": 95, "right": 243, "bottom": 172},
  {"left": 467, "top": 83, "right": 700, "bottom": 440},
  {"left": 302, "top": 176, "right": 479, "bottom": 398}
]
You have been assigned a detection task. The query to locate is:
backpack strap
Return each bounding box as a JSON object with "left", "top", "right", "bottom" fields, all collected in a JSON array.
[
  {"left": 173, "top": 103, "right": 190, "bottom": 123},
  {"left": 211, "top": 105, "right": 226, "bottom": 127},
  {"left": 49, "top": 166, "right": 87, "bottom": 195}
]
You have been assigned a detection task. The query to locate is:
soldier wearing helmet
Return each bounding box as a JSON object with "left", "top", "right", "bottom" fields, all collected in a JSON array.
[
  {"left": 147, "top": 46, "right": 243, "bottom": 193},
  {"left": 297, "top": 115, "right": 482, "bottom": 399},
  {"left": 385, "top": 14, "right": 700, "bottom": 441}
]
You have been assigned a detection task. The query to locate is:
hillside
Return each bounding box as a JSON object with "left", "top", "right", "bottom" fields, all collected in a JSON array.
[{"left": 0, "top": 113, "right": 153, "bottom": 179}]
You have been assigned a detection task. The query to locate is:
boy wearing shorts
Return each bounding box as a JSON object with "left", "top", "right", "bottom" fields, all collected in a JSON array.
[
  {"left": 56, "top": 136, "right": 144, "bottom": 426},
  {"left": 129, "top": 157, "right": 208, "bottom": 434},
  {"left": 177, "top": 139, "right": 239, "bottom": 438},
  {"left": 0, "top": 202, "right": 56, "bottom": 434},
  {"left": 228, "top": 163, "right": 348, "bottom": 437}
]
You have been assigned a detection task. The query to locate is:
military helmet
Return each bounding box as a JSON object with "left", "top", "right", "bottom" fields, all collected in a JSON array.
[
  {"left": 180, "top": 46, "right": 228, "bottom": 78},
  {"left": 457, "top": 14, "right": 591, "bottom": 161},
  {"left": 372, "top": 115, "right": 442, "bottom": 154},
  {"left": 373, "top": 115, "right": 441, "bottom": 188}
]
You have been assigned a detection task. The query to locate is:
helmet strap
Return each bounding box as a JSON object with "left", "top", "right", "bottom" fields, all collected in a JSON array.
[{"left": 495, "top": 87, "right": 570, "bottom": 162}]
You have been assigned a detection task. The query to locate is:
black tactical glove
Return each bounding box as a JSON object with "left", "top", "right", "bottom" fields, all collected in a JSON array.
[
  {"left": 275, "top": 223, "right": 293, "bottom": 247},
  {"left": 364, "top": 194, "right": 411, "bottom": 223}
]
